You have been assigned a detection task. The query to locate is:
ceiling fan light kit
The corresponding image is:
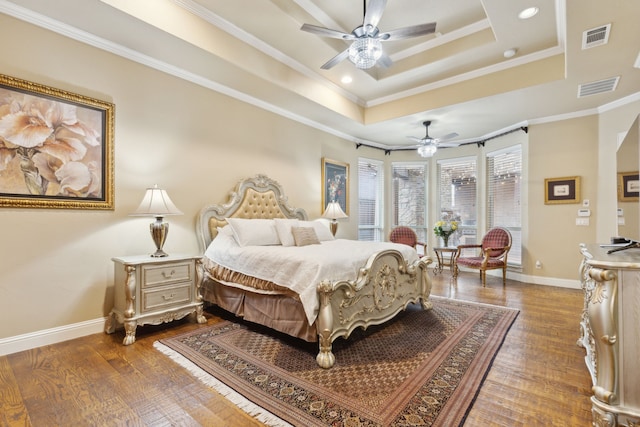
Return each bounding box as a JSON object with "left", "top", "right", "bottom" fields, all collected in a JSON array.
[
  {"left": 348, "top": 38, "right": 383, "bottom": 69},
  {"left": 417, "top": 144, "right": 437, "bottom": 157},
  {"left": 301, "top": 0, "right": 436, "bottom": 70}
]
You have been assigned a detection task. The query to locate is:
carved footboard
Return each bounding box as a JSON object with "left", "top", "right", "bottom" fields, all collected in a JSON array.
[{"left": 315, "top": 250, "right": 433, "bottom": 368}]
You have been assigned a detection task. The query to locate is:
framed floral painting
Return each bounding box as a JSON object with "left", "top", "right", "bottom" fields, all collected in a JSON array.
[
  {"left": 321, "top": 158, "right": 349, "bottom": 215},
  {"left": 0, "top": 74, "right": 114, "bottom": 209}
]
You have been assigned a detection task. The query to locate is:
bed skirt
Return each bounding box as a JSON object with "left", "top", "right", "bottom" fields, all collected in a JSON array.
[{"left": 201, "top": 277, "right": 319, "bottom": 342}]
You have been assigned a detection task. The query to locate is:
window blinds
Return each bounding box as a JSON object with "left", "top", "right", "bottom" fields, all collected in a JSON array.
[
  {"left": 358, "top": 158, "right": 384, "bottom": 241},
  {"left": 487, "top": 147, "right": 522, "bottom": 265}
]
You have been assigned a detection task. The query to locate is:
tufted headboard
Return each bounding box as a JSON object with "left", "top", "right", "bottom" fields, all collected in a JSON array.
[{"left": 196, "top": 174, "right": 308, "bottom": 250}]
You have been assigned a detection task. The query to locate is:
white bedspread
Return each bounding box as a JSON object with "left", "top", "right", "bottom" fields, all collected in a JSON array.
[{"left": 204, "top": 234, "right": 419, "bottom": 325}]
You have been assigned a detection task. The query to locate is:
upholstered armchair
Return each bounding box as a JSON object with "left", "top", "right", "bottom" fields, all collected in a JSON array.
[
  {"left": 453, "top": 227, "right": 512, "bottom": 286},
  {"left": 389, "top": 226, "right": 427, "bottom": 256}
]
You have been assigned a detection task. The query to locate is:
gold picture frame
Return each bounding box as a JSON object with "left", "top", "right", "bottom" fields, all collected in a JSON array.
[
  {"left": 321, "top": 158, "right": 349, "bottom": 215},
  {"left": 0, "top": 74, "right": 114, "bottom": 209},
  {"left": 544, "top": 176, "right": 580, "bottom": 205},
  {"left": 618, "top": 171, "right": 639, "bottom": 202}
]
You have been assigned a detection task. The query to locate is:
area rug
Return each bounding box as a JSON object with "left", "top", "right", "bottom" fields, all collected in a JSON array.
[{"left": 154, "top": 296, "right": 518, "bottom": 427}]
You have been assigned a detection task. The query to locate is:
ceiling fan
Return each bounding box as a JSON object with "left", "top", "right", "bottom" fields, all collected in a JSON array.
[
  {"left": 300, "top": 0, "right": 436, "bottom": 70},
  {"left": 407, "top": 121, "right": 459, "bottom": 157}
]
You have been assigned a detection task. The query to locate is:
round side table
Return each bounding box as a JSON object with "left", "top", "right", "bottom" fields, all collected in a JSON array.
[{"left": 433, "top": 247, "right": 457, "bottom": 275}]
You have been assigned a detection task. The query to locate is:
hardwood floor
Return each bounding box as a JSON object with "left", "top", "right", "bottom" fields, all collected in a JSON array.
[{"left": 0, "top": 271, "right": 593, "bottom": 426}]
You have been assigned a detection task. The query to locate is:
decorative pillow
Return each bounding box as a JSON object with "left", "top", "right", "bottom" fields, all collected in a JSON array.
[
  {"left": 274, "top": 218, "right": 299, "bottom": 247},
  {"left": 226, "top": 218, "right": 280, "bottom": 247},
  {"left": 291, "top": 226, "right": 321, "bottom": 246},
  {"left": 300, "top": 220, "right": 335, "bottom": 241}
]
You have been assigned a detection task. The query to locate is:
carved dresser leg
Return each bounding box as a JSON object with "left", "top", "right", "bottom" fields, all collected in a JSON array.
[{"left": 123, "top": 319, "right": 137, "bottom": 345}]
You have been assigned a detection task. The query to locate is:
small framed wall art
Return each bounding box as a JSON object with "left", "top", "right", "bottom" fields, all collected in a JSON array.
[
  {"left": 321, "top": 158, "right": 349, "bottom": 215},
  {"left": 544, "top": 176, "right": 581, "bottom": 205},
  {"left": 618, "top": 171, "right": 639, "bottom": 202},
  {"left": 0, "top": 74, "right": 114, "bottom": 209}
]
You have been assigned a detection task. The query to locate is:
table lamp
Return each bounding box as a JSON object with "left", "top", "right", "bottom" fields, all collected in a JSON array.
[
  {"left": 130, "top": 185, "right": 183, "bottom": 257},
  {"left": 322, "top": 201, "right": 348, "bottom": 236}
]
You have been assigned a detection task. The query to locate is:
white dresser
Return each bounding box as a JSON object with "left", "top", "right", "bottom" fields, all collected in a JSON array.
[
  {"left": 105, "top": 254, "right": 206, "bottom": 344},
  {"left": 579, "top": 244, "right": 640, "bottom": 426}
]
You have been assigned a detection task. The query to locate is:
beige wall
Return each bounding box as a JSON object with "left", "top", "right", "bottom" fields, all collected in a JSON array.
[
  {"left": 1, "top": 13, "right": 639, "bottom": 341},
  {"left": 527, "top": 117, "right": 599, "bottom": 279},
  {"left": 0, "top": 14, "right": 368, "bottom": 339}
]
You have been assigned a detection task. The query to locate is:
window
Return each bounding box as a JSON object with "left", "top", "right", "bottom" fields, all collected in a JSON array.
[
  {"left": 438, "top": 158, "right": 477, "bottom": 248},
  {"left": 487, "top": 146, "right": 522, "bottom": 266},
  {"left": 358, "top": 158, "right": 384, "bottom": 241},
  {"left": 391, "top": 162, "right": 428, "bottom": 242}
]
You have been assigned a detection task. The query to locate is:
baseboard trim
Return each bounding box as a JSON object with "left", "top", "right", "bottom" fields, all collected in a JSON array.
[
  {"left": 0, "top": 317, "right": 106, "bottom": 356},
  {"left": 0, "top": 273, "right": 581, "bottom": 356},
  {"left": 510, "top": 272, "right": 581, "bottom": 289}
]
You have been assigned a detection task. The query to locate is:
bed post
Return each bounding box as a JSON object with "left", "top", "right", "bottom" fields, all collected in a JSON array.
[
  {"left": 316, "top": 280, "right": 336, "bottom": 369},
  {"left": 419, "top": 257, "right": 434, "bottom": 310}
]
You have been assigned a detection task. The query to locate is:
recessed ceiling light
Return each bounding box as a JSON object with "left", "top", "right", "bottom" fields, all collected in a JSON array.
[
  {"left": 341, "top": 75, "right": 353, "bottom": 84},
  {"left": 518, "top": 7, "right": 539, "bottom": 20},
  {"left": 503, "top": 48, "right": 517, "bottom": 58}
]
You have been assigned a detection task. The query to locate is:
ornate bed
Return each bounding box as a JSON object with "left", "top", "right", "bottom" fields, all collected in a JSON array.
[{"left": 196, "top": 174, "right": 433, "bottom": 368}]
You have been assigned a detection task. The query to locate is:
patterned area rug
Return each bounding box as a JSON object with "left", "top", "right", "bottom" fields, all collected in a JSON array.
[{"left": 155, "top": 297, "right": 518, "bottom": 427}]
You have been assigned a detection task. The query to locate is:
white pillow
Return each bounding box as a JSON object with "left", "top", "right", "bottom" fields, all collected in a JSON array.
[
  {"left": 216, "top": 225, "right": 233, "bottom": 237},
  {"left": 274, "top": 218, "right": 299, "bottom": 247},
  {"left": 226, "top": 218, "right": 280, "bottom": 247},
  {"left": 300, "top": 220, "right": 335, "bottom": 241}
]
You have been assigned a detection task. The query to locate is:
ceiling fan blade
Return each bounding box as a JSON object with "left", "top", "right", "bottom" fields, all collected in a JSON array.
[
  {"left": 407, "top": 136, "right": 426, "bottom": 143},
  {"left": 436, "top": 142, "right": 461, "bottom": 148},
  {"left": 437, "top": 132, "right": 459, "bottom": 141},
  {"left": 363, "top": 0, "right": 387, "bottom": 30},
  {"left": 377, "top": 52, "right": 393, "bottom": 68},
  {"left": 300, "top": 24, "right": 355, "bottom": 40},
  {"left": 321, "top": 49, "right": 350, "bottom": 70},
  {"left": 379, "top": 22, "right": 436, "bottom": 40}
]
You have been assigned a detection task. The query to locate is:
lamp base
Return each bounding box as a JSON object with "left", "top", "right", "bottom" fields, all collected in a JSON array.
[
  {"left": 329, "top": 220, "right": 338, "bottom": 236},
  {"left": 150, "top": 249, "right": 169, "bottom": 258},
  {"left": 150, "top": 217, "right": 169, "bottom": 257}
]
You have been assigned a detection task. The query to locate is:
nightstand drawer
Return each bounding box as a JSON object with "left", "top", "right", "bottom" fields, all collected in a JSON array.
[
  {"left": 142, "top": 262, "right": 192, "bottom": 288},
  {"left": 142, "top": 283, "right": 192, "bottom": 312}
]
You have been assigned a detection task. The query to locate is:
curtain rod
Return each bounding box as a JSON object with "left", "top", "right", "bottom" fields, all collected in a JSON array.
[{"left": 355, "top": 126, "right": 528, "bottom": 155}]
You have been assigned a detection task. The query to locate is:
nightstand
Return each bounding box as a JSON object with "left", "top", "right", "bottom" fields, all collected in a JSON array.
[{"left": 105, "top": 254, "right": 206, "bottom": 345}]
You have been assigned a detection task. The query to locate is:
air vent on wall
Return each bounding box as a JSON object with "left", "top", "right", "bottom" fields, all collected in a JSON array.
[
  {"left": 577, "top": 76, "right": 619, "bottom": 97},
  {"left": 582, "top": 24, "right": 610, "bottom": 49}
]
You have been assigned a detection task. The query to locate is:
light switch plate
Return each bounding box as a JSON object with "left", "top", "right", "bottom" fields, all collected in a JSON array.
[{"left": 576, "top": 217, "right": 590, "bottom": 226}]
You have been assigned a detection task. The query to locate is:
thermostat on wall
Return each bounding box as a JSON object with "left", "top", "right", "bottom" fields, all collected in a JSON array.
[{"left": 578, "top": 209, "right": 591, "bottom": 217}]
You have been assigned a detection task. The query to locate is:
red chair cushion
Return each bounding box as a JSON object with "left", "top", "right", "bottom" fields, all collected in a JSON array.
[
  {"left": 390, "top": 227, "right": 417, "bottom": 248},
  {"left": 457, "top": 257, "right": 505, "bottom": 268}
]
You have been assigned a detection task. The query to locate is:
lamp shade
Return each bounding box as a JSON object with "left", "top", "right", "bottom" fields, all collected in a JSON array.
[
  {"left": 130, "top": 185, "right": 183, "bottom": 217},
  {"left": 322, "top": 202, "right": 348, "bottom": 220}
]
